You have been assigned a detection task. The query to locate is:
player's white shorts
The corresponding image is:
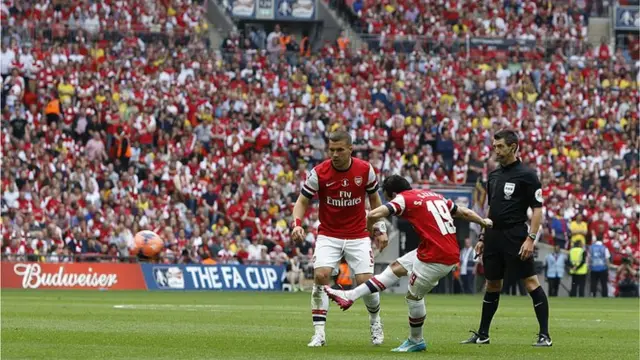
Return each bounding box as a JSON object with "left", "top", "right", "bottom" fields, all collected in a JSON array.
[
  {"left": 314, "top": 235, "right": 373, "bottom": 274},
  {"left": 396, "top": 249, "right": 418, "bottom": 273},
  {"left": 408, "top": 260, "right": 457, "bottom": 299}
]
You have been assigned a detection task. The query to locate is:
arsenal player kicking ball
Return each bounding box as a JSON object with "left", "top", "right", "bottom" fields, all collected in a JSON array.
[{"left": 325, "top": 175, "right": 493, "bottom": 352}]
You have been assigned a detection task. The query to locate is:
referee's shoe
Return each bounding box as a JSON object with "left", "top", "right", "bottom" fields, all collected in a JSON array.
[
  {"left": 461, "top": 331, "right": 553, "bottom": 347},
  {"left": 460, "top": 331, "right": 490, "bottom": 344},
  {"left": 533, "top": 333, "right": 553, "bottom": 347}
]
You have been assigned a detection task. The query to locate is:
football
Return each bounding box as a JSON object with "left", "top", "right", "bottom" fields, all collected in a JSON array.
[{"left": 133, "top": 230, "right": 164, "bottom": 258}]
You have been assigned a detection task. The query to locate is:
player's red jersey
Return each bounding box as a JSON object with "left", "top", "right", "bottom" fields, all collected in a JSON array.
[
  {"left": 387, "top": 189, "right": 460, "bottom": 265},
  {"left": 301, "top": 157, "right": 378, "bottom": 239}
]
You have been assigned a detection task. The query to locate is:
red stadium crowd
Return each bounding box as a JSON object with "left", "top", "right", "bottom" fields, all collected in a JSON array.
[
  {"left": 339, "top": 0, "right": 592, "bottom": 40},
  {"left": 1, "top": 1, "right": 639, "bottom": 288},
  {"left": 1, "top": 0, "right": 208, "bottom": 37}
]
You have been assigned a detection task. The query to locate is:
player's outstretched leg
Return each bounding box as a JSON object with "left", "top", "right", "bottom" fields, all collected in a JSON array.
[
  {"left": 309, "top": 268, "right": 332, "bottom": 347},
  {"left": 391, "top": 294, "right": 427, "bottom": 352},
  {"left": 524, "top": 276, "right": 552, "bottom": 347},
  {"left": 324, "top": 262, "right": 406, "bottom": 311}
]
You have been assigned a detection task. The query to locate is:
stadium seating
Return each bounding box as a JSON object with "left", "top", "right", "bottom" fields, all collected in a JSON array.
[
  {"left": 1, "top": 0, "right": 638, "bottom": 284},
  {"left": 332, "top": 0, "right": 590, "bottom": 40},
  {"left": 0, "top": 0, "right": 207, "bottom": 36}
]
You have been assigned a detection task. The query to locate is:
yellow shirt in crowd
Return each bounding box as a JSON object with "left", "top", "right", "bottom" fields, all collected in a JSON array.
[{"left": 569, "top": 220, "right": 588, "bottom": 245}]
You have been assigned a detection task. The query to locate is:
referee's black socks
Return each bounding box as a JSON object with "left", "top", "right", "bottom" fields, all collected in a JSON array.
[
  {"left": 478, "top": 291, "right": 500, "bottom": 336},
  {"left": 529, "top": 286, "right": 550, "bottom": 336}
]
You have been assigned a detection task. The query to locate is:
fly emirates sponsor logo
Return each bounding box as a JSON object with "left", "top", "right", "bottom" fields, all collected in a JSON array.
[
  {"left": 13, "top": 263, "right": 119, "bottom": 289},
  {"left": 326, "top": 191, "right": 362, "bottom": 207}
]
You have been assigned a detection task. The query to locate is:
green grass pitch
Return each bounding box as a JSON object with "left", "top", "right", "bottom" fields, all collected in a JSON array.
[{"left": 1, "top": 290, "right": 638, "bottom": 359}]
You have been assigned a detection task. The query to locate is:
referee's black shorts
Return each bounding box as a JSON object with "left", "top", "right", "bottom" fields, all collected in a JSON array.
[{"left": 482, "top": 223, "right": 536, "bottom": 281}]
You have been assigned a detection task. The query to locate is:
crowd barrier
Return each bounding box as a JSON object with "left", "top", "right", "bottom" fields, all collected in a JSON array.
[{"left": 1, "top": 262, "right": 286, "bottom": 291}]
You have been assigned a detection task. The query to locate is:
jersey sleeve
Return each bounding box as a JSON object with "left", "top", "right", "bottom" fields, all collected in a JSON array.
[
  {"left": 385, "top": 194, "right": 406, "bottom": 216},
  {"left": 526, "top": 171, "right": 543, "bottom": 208},
  {"left": 445, "top": 198, "right": 458, "bottom": 215},
  {"left": 300, "top": 168, "right": 319, "bottom": 199},
  {"left": 365, "top": 164, "right": 379, "bottom": 194}
]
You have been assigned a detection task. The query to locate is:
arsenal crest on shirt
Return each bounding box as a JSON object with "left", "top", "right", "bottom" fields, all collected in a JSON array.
[{"left": 354, "top": 176, "right": 363, "bottom": 186}]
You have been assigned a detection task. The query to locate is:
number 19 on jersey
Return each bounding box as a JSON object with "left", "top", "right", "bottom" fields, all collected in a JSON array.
[{"left": 426, "top": 200, "right": 456, "bottom": 235}]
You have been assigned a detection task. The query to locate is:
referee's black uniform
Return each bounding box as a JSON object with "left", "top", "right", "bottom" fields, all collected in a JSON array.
[
  {"left": 462, "top": 157, "right": 551, "bottom": 347},
  {"left": 484, "top": 158, "right": 542, "bottom": 280}
]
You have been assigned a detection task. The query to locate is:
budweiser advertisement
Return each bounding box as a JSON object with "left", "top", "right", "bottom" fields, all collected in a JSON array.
[{"left": 1, "top": 262, "right": 147, "bottom": 290}]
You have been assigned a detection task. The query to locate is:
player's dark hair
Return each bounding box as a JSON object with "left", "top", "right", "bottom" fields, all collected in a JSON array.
[
  {"left": 382, "top": 175, "right": 412, "bottom": 196},
  {"left": 494, "top": 129, "right": 519, "bottom": 152},
  {"left": 328, "top": 130, "right": 352, "bottom": 145}
]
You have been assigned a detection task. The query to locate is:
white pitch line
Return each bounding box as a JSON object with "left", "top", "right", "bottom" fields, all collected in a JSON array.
[{"left": 113, "top": 304, "right": 304, "bottom": 313}]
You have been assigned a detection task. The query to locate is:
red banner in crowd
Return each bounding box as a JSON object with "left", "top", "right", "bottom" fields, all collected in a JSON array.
[{"left": 1, "top": 262, "right": 147, "bottom": 290}]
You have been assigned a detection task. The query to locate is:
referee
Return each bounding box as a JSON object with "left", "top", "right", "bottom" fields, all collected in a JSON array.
[{"left": 461, "top": 129, "right": 552, "bottom": 347}]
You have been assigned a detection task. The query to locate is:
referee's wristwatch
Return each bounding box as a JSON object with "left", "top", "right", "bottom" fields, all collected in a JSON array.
[{"left": 527, "top": 233, "right": 537, "bottom": 241}]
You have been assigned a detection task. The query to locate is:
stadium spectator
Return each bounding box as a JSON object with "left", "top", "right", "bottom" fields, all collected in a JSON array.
[
  {"left": 616, "top": 258, "right": 639, "bottom": 297},
  {"left": 569, "top": 241, "right": 588, "bottom": 297},
  {"left": 459, "top": 238, "right": 476, "bottom": 294},
  {"left": 286, "top": 256, "right": 306, "bottom": 291},
  {"left": 201, "top": 252, "right": 216, "bottom": 265},
  {"left": 550, "top": 213, "right": 570, "bottom": 250},
  {"left": 586, "top": 0, "right": 605, "bottom": 17},
  {"left": 569, "top": 214, "right": 589, "bottom": 248},
  {"left": 270, "top": 245, "right": 289, "bottom": 266},
  {"left": 544, "top": 244, "right": 567, "bottom": 297},
  {"left": 236, "top": 243, "right": 250, "bottom": 264},
  {"left": 334, "top": 258, "right": 353, "bottom": 290},
  {"left": 588, "top": 238, "right": 611, "bottom": 297}
]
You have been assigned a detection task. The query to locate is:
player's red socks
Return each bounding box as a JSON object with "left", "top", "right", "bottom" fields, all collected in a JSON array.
[
  {"left": 478, "top": 291, "right": 500, "bottom": 336},
  {"left": 529, "top": 286, "right": 550, "bottom": 336}
]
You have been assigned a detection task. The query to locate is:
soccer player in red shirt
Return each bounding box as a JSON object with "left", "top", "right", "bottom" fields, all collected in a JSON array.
[
  {"left": 291, "top": 130, "right": 389, "bottom": 347},
  {"left": 325, "top": 174, "right": 492, "bottom": 352}
]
